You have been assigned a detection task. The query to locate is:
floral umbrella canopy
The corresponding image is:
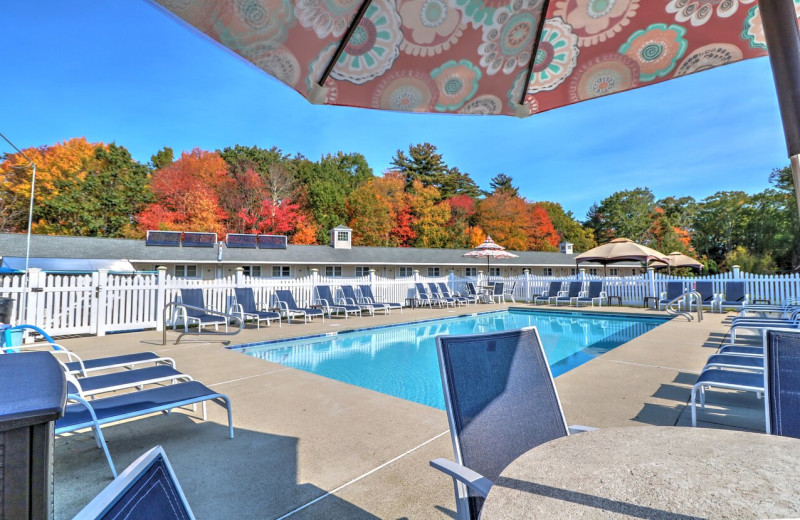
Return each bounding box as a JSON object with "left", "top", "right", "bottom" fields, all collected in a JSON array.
[
  {"left": 148, "top": 0, "right": 797, "bottom": 117},
  {"left": 463, "top": 235, "right": 519, "bottom": 272}
]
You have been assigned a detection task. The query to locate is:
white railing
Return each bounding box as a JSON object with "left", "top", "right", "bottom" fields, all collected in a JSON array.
[{"left": 3, "top": 266, "right": 800, "bottom": 338}]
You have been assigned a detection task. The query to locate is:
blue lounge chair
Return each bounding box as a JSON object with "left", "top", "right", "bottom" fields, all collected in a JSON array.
[
  {"left": 340, "top": 285, "right": 387, "bottom": 315},
  {"left": 765, "top": 329, "right": 800, "bottom": 437},
  {"left": 2, "top": 324, "right": 176, "bottom": 377},
  {"left": 274, "top": 290, "right": 325, "bottom": 323},
  {"left": 428, "top": 283, "right": 457, "bottom": 307},
  {"left": 430, "top": 327, "right": 594, "bottom": 520},
  {"left": 359, "top": 285, "right": 403, "bottom": 313},
  {"left": 231, "top": 288, "right": 281, "bottom": 328},
  {"left": 57, "top": 373, "right": 234, "bottom": 477},
  {"left": 658, "top": 282, "right": 685, "bottom": 310},
  {"left": 692, "top": 282, "right": 719, "bottom": 312},
  {"left": 554, "top": 281, "right": 582, "bottom": 306},
  {"left": 414, "top": 283, "right": 442, "bottom": 308},
  {"left": 71, "top": 365, "right": 193, "bottom": 397},
  {"left": 74, "top": 446, "right": 195, "bottom": 519},
  {"left": 719, "top": 281, "right": 748, "bottom": 312},
  {"left": 573, "top": 281, "right": 606, "bottom": 307},
  {"left": 690, "top": 368, "right": 764, "bottom": 427},
  {"left": 437, "top": 282, "right": 469, "bottom": 306},
  {"left": 314, "top": 285, "right": 361, "bottom": 318},
  {"left": 176, "top": 289, "right": 228, "bottom": 332},
  {"left": 534, "top": 281, "right": 562, "bottom": 305}
]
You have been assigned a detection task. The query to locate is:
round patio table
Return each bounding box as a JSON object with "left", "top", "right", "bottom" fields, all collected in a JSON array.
[{"left": 481, "top": 426, "right": 800, "bottom": 519}]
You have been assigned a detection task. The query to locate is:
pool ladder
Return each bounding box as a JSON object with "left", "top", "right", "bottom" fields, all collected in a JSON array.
[{"left": 665, "top": 292, "right": 703, "bottom": 322}]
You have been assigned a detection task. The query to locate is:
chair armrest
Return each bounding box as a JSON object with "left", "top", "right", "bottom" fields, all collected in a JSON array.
[
  {"left": 429, "top": 458, "right": 492, "bottom": 498},
  {"left": 556, "top": 290, "right": 567, "bottom": 297},
  {"left": 568, "top": 425, "right": 598, "bottom": 434}
]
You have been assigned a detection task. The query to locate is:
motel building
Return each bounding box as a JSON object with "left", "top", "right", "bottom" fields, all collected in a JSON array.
[{"left": 0, "top": 226, "right": 639, "bottom": 279}]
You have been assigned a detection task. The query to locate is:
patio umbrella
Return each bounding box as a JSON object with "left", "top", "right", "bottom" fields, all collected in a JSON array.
[
  {"left": 463, "top": 236, "right": 518, "bottom": 272},
  {"left": 148, "top": 2, "right": 800, "bottom": 219},
  {"left": 574, "top": 238, "right": 667, "bottom": 270},
  {"left": 652, "top": 251, "right": 704, "bottom": 274}
]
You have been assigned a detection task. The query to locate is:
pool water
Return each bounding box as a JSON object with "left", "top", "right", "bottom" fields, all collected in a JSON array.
[{"left": 235, "top": 309, "right": 668, "bottom": 409}]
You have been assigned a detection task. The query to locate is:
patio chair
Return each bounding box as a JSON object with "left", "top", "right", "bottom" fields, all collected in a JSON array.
[
  {"left": 765, "top": 329, "right": 800, "bottom": 438},
  {"left": 554, "top": 281, "right": 582, "bottom": 306},
  {"left": 341, "top": 285, "right": 388, "bottom": 315},
  {"left": 658, "top": 281, "right": 685, "bottom": 311},
  {"left": 719, "top": 281, "right": 748, "bottom": 312},
  {"left": 175, "top": 289, "right": 228, "bottom": 332},
  {"left": 572, "top": 281, "right": 606, "bottom": 307},
  {"left": 488, "top": 282, "right": 505, "bottom": 303},
  {"left": 428, "top": 282, "right": 457, "bottom": 307},
  {"left": 314, "top": 285, "right": 362, "bottom": 319},
  {"left": 728, "top": 311, "right": 800, "bottom": 342},
  {"left": 1, "top": 324, "right": 176, "bottom": 377},
  {"left": 429, "top": 327, "right": 594, "bottom": 520},
  {"left": 74, "top": 446, "right": 195, "bottom": 519},
  {"left": 690, "top": 368, "right": 764, "bottom": 427},
  {"left": 437, "top": 282, "right": 469, "bottom": 306},
  {"left": 691, "top": 282, "right": 719, "bottom": 313},
  {"left": 231, "top": 288, "right": 281, "bottom": 328},
  {"left": 358, "top": 285, "right": 403, "bottom": 313},
  {"left": 703, "top": 353, "right": 764, "bottom": 372},
  {"left": 274, "top": 289, "right": 325, "bottom": 323},
  {"left": 57, "top": 372, "right": 234, "bottom": 477},
  {"left": 415, "top": 283, "right": 442, "bottom": 308},
  {"left": 533, "top": 281, "right": 562, "bottom": 305},
  {"left": 502, "top": 281, "right": 517, "bottom": 303},
  {"left": 465, "top": 282, "right": 486, "bottom": 304}
]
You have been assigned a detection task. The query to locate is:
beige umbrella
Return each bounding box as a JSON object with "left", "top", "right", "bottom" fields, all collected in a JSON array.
[
  {"left": 652, "top": 252, "right": 703, "bottom": 275},
  {"left": 574, "top": 238, "right": 668, "bottom": 270}
]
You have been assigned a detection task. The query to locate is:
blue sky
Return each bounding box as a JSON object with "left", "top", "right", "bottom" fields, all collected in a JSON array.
[{"left": 0, "top": 1, "right": 788, "bottom": 219}]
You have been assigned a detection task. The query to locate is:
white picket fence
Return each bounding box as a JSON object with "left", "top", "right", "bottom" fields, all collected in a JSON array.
[{"left": 2, "top": 266, "right": 800, "bottom": 337}]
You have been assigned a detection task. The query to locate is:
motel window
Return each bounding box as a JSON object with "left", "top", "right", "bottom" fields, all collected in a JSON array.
[
  {"left": 337, "top": 231, "right": 349, "bottom": 242},
  {"left": 326, "top": 266, "right": 342, "bottom": 277},
  {"left": 355, "top": 266, "right": 371, "bottom": 277},
  {"left": 272, "top": 265, "right": 291, "bottom": 277},
  {"left": 242, "top": 265, "right": 261, "bottom": 277},
  {"left": 398, "top": 267, "right": 413, "bottom": 277},
  {"left": 489, "top": 267, "right": 501, "bottom": 277},
  {"left": 609, "top": 268, "right": 619, "bottom": 276},
  {"left": 588, "top": 268, "right": 598, "bottom": 276},
  {"left": 571, "top": 268, "right": 576, "bottom": 275},
  {"left": 427, "top": 267, "right": 441, "bottom": 277},
  {"left": 174, "top": 265, "right": 197, "bottom": 278},
  {"left": 543, "top": 268, "right": 553, "bottom": 276},
  {"left": 465, "top": 267, "right": 477, "bottom": 277}
]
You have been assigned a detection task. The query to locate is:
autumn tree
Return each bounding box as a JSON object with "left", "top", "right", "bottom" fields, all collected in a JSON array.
[
  {"left": 527, "top": 203, "right": 560, "bottom": 251},
  {"left": 476, "top": 194, "right": 530, "bottom": 250},
  {"left": 346, "top": 180, "right": 393, "bottom": 246},
  {"left": 407, "top": 181, "right": 453, "bottom": 248}
]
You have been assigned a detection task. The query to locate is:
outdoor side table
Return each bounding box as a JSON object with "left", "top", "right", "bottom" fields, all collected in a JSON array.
[
  {"left": 481, "top": 426, "right": 800, "bottom": 519},
  {"left": 0, "top": 352, "right": 67, "bottom": 520},
  {"left": 607, "top": 295, "right": 622, "bottom": 306},
  {"left": 404, "top": 297, "right": 419, "bottom": 309},
  {"left": 643, "top": 296, "right": 658, "bottom": 309}
]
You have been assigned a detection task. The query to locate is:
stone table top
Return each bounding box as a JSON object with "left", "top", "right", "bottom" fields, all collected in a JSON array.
[{"left": 481, "top": 426, "right": 800, "bottom": 519}]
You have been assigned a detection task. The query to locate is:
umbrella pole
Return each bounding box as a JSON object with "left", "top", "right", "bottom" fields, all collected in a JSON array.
[{"left": 761, "top": 0, "right": 800, "bottom": 228}]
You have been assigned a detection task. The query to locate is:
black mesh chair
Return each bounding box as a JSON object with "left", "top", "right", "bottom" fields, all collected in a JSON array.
[
  {"left": 430, "top": 327, "right": 593, "bottom": 520},
  {"left": 765, "top": 329, "right": 800, "bottom": 438},
  {"left": 74, "top": 446, "right": 194, "bottom": 519}
]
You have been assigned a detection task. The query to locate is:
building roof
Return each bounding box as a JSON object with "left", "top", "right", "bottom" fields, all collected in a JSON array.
[{"left": 0, "top": 233, "right": 630, "bottom": 268}]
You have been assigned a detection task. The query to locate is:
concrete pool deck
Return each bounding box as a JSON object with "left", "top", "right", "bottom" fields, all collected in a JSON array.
[{"left": 52, "top": 303, "right": 761, "bottom": 518}]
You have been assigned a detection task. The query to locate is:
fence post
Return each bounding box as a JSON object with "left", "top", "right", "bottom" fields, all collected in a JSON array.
[
  {"left": 578, "top": 268, "right": 585, "bottom": 280},
  {"left": 648, "top": 267, "right": 656, "bottom": 298},
  {"left": 235, "top": 266, "right": 245, "bottom": 287},
  {"left": 155, "top": 266, "right": 167, "bottom": 332},
  {"left": 448, "top": 269, "right": 455, "bottom": 291},
  {"left": 732, "top": 265, "right": 741, "bottom": 279},
  {"left": 523, "top": 269, "right": 531, "bottom": 302},
  {"left": 369, "top": 268, "right": 377, "bottom": 293},
  {"left": 477, "top": 270, "right": 484, "bottom": 286},
  {"left": 95, "top": 269, "right": 109, "bottom": 337},
  {"left": 413, "top": 269, "right": 420, "bottom": 282}
]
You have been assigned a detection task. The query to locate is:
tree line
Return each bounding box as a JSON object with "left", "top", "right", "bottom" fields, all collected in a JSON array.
[{"left": 1, "top": 137, "right": 796, "bottom": 273}]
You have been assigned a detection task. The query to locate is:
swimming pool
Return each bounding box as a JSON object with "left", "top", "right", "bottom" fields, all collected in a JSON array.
[{"left": 235, "top": 309, "right": 669, "bottom": 409}]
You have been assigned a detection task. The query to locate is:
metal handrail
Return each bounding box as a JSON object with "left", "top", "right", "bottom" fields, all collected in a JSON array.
[
  {"left": 664, "top": 291, "right": 703, "bottom": 322},
  {"left": 162, "top": 301, "right": 243, "bottom": 345},
  {"left": 687, "top": 291, "right": 703, "bottom": 322}
]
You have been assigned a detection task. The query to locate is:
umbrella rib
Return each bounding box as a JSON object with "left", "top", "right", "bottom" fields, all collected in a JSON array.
[
  {"left": 516, "top": 0, "right": 551, "bottom": 105},
  {"left": 317, "top": 0, "right": 374, "bottom": 87}
]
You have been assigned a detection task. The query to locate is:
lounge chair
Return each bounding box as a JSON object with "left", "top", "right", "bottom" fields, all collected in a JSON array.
[
  {"left": 729, "top": 311, "right": 800, "bottom": 342},
  {"left": 437, "top": 282, "right": 469, "bottom": 306},
  {"left": 534, "top": 281, "right": 562, "bottom": 305},
  {"left": 314, "top": 285, "right": 362, "bottom": 319},
  {"left": 572, "top": 281, "right": 606, "bottom": 307},
  {"left": 2, "top": 324, "right": 176, "bottom": 377},
  {"left": 704, "top": 353, "right": 764, "bottom": 372},
  {"left": 658, "top": 281, "right": 685, "bottom": 311},
  {"left": 719, "top": 281, "right": 748, "bottom": 312},
  {"left": 428, "top": 283, "right": 457, "bottom": 307},
  {"left": 74, "top": 446, "right": 195, "bottom": 519},
  {"left": 231, "top": 287, "right": 281, "bottom": 328},
  {"left": 429, "top": 327, "right": 594, "bottom": 520},
  {"left": 765, "top": 329, "right": 800, "bottom": 437},
  {"left": 175, "top": 288, "right": 229, "bottom": 332},
  {"left": 690, "top": 368, "right": 764, "bottom": 427},
  {"left": 359, "top": 285, "right": 403, "bottom": 313},
  {"left": 69, "top": 365, "right": 193, "bottom": 397},
  {"left": 554, "top": 281, "right": 582, "bottom": 306},
  {"left": 414, "top": 283, "right": 442, "bottom": 308},
  {"left": 341, "top": 285, "right": 388, "bottom": 315},
  {"left": 274, "top": 289, "right": 325, "bottom": 323},
  {"left": 57, "top": 373, "right": 234, "bottom": 477}
]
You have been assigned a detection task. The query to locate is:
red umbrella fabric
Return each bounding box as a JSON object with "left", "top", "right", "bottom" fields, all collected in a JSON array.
[
  {"left": 463, "top": 235, "right": 518, "bottom": 271},
  {"left": 148, "top": 1, "right": 799, "bottom": 117}
]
